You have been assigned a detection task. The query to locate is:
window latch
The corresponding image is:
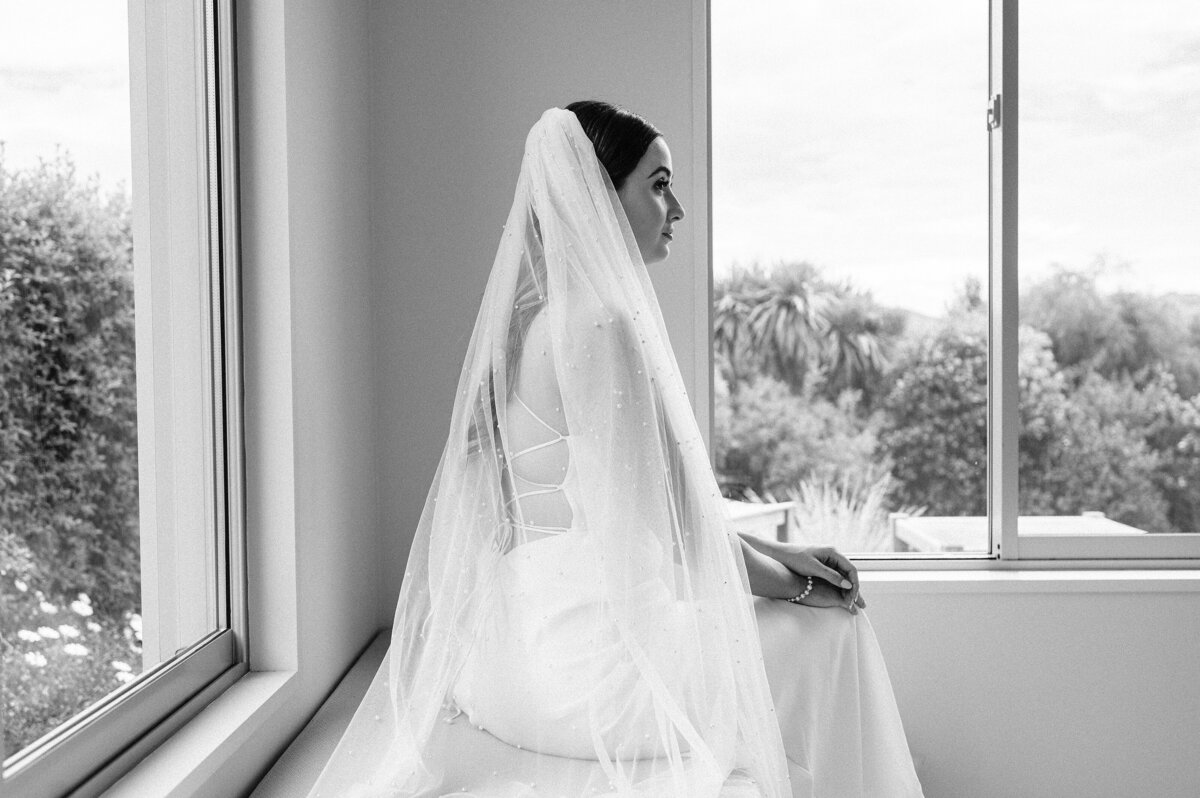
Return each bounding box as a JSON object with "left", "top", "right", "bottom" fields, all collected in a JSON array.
[{"left": 987, "top": 94, "right": 1002, "bottom": 131}]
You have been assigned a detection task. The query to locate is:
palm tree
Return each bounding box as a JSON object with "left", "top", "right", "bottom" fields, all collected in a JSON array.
[
  {"left": 713, "top": 289, "right": 752, "bottom": 386},
  {"left": 819, "top": 293, "right": 892, "bottom": 403},
  {"left": 743, "top": 263, "right": 829, "bottom": 393}
]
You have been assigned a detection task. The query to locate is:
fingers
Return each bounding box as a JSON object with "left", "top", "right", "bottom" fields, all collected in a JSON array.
[
  {"left": 821, "top": 565, "right": 852, "bottom": 590},
  {"left": 811, "top": 547, "right": 858, "bottom": 593}
]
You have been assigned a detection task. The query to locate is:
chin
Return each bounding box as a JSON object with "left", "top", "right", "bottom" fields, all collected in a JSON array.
[{"left": 645, "top": 244, "right": 670, "bottom": 265}]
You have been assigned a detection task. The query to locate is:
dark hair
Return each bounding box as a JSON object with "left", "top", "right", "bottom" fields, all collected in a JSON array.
[{"left": 566, "top": 100, "right": 661, "bottom": 190}]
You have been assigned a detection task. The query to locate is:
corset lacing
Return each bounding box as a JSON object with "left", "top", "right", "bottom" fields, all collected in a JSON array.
[{"left": 502, "top": 391, "right": 573, "bottom": 540}]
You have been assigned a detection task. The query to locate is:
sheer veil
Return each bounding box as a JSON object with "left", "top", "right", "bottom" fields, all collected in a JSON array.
[{"left": 308, "top": 108, "right": 791, "bottom": 797}]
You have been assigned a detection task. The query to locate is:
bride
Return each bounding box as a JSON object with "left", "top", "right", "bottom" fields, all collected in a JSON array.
[{"left": 308, "top": 102, "right": 924, "bottom": 797}]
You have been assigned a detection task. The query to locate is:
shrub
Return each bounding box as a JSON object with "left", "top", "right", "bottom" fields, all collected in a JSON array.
[
  {"left": 785, "top": 473, "right": 925, "bottom": 553},
  {"left": 715, "top": 369, "right": 880, "bottom": 499},
  {"left": 0, "top": 153, "right": 139, "bottom": 616}
]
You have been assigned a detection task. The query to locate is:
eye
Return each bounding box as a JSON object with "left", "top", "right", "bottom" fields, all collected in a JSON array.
[{"left": 654, "top": 178, "right": 670, "bottom": 193}]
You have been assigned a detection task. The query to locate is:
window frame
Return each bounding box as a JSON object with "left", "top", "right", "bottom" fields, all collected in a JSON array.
[
  {"left": 707, "top": 0, "right": 1200, "bottom": 567},
  {"left": 0, "top": 1, "right": 247, "bottom": 795},
  {"left": 990, "top": 0, "right": 1200, "bottom": 564}
]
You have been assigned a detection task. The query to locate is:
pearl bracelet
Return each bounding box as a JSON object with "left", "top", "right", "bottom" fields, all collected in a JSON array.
[{"left": 786, "top": 575, "right": 814, "bottom": 604}]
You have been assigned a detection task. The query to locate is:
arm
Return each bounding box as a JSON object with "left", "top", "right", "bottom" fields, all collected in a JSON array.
[
  {"left": 739, "top": 535, "right": 804, "bottom": 599},
  {"left": 738, "top": 532, "right": 866, "bottom": 614}
]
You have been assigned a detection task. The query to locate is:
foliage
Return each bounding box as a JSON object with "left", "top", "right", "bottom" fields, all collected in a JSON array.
[
  {"left": 714, "top": 262, "right": 903, "bottom": 405},
  {"left": 714, "top": 368, "right": 879, "bottom": 499},
  {"left": 784, "top": 473, "right": 925, "bottom": 553},
  {"left": 1023, "top": 265, "right": 1200, "bottom": 398},
  {"left": 1017, "top": 328, "right": 1171, "bottom": 530},
  {"left": 877, "top": 318, "right": 989, "bottom": 516},
  {"left": 879, "top": 314, "right": 1174, "bottom": 530},
  {"left": 1069, "top": 370, "right": 1200, "bottom": 533},
  {"left": 716, "top": 258, "right": 1200, "bottom": 547},
  {"left": 0, "top": 152, "right": 139, "bottom": 617},
  {"left": 1, "top": 570, "right": 143, "bottom": 755}
]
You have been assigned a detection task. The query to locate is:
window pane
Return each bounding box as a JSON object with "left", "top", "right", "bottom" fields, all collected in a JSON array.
[
  {"left": 713, "top": 0, "right": 990, "bottom": 554},
  {"left": 1, "top": 0, "right": 221, "bottom": 761},
  {"left": 1017, "top": 0, "right": 1200, "bottom": 537}
]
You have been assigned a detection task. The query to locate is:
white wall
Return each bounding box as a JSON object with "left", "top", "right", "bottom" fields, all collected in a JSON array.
[
  {"left": 227, "top": 0, "right": 378, "bottom": 786},
  {"left": 367, "top": 0, "right": 710, "bottom": 617},
  {"left": 867, "top": 576, "right": 1200, "bottom": 797}
]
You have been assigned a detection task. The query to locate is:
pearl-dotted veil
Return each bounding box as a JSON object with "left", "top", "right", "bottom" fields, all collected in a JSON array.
[{"left": 308, "top": 108, "right": 790, "bottom": 797}]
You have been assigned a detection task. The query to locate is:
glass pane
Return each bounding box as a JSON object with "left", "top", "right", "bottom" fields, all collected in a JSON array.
[
  {"left": 1, "top": 0, "right": 220, "bottom": 760},
  {"left": 713, "top": 0, "right": 990, "bottom": 555},
  {"left": 1018, "top": 1, "right": 1200, "bottom": 537}
]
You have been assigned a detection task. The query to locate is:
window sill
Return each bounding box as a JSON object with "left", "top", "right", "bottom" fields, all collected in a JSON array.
[
  {"left": 860, "top": 568, "right": 1200, "bottom": 594},
  {"left": 254, "top": 633, "right": 388, "bottom": 796},
  {"left": 101, "top": 670, "right": 297, "bottom": 797}
]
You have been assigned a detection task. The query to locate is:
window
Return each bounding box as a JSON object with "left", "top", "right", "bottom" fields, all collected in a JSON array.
[
  {"left": 712, "top": 0, "right": 1200, "bottom": 563},
  {"left": 1, "top": 1, "right": 244, "bottom": 794}
]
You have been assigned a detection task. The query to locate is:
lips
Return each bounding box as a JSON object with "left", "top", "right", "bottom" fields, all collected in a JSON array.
[{"left": 662, "top": 231, "right": 674, "bottom": 241}]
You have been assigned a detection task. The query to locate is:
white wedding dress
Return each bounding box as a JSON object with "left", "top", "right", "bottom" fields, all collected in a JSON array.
[
  {"left": 307, "top": 108, "right": 922, "bottom": 798},
  {"left": 443, "top": 313, "right": 923, "bottom": 797}
]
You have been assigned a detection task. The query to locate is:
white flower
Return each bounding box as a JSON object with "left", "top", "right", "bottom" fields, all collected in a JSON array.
[
  {"left": 62, "top": 643, "right": 89, "bottom": 657},
  {"left": 37, "top": 626, "right": 60, "bottom": 639},
  {"left": 17, "top": 629, "right": 42, "bottom": 643},
  {"left": 115, "top": 671, "right": 135, "bottom": 684},
  {"left": 39, "top": 600, "right": 58, "bottom": 615},
  {"left": 128, "top": 613, "right": 142, "bottom": 639},
  {"left": 111, "top": 660, "right": 132, "bottom": 672},
  {"left": 87, "top": 621, "right": 102, "bottom": 633},
  {"left": 24, "top": 651, "right": 48, "bottom": 668},
  {"left": 76, "top": 592, "right": 91, "bottom": 604},
  {"left": 70, "top": 599, "right": 94, "bottom": 617},
  {"left": 58, "top": 624, "right": 80, "bottom": 638},
  {"left": 14, "top": 578, "right": 28, "bottom": 592}
]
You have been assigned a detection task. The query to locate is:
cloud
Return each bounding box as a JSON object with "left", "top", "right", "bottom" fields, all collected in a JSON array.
[{"left": 712, "top": 0, "right": 1200, "bottom": 313}]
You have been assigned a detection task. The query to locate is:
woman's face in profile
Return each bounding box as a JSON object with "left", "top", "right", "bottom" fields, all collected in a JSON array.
[{"left": 616, "top": 137, "right": 686, "bottom": 264}]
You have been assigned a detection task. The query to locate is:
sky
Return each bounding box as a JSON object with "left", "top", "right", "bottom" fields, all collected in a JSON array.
[
  {"left": 713, "top": 0, "right": 1200, "bottom": 315},
  {"left": 0, "top": 1, "right": 131, "bottom": 196},
  {"left": 2, "top": 2, "right": 1196, "bottom": 316}
]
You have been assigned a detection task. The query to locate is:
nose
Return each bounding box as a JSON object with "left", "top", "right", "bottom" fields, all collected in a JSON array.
[{"left": 668, "top": 190, "right": 685, "bottom": 223}]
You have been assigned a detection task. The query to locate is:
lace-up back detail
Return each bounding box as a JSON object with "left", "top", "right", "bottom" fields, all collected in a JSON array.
[{"left": 503, "top": 390, "right": 575, "bottom": 541}]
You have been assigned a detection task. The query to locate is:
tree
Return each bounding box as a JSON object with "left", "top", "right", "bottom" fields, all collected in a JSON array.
[
  {"left": 878, "top": 321, "right": 989, "bottom": 516},
  {"left": 742, "top": 262, "right": 829, "bottom": 393},
  {"left": 1017, "top": 329, "right": 1169, "bottom": 531},
  {"left": 714, "top": 368, "right": 879, "bottom": 499},
  {"left": 0, "top": 153, "right": 139, "bottom": 617},
  {"left": 714, "top": 261, "right": 902, "bottom": 404},
  {"left": 879, "top": 318, "right": 1171, "bottom": 529},
  {"left": 819, "top": 292, "right": 900, "bottom": 406},
  {"left": 1069, "top": 370, "right": 1200, "bottom": 534},
  {"left": 1023, "top": 265, "right": 1200, "bottom": 398}
]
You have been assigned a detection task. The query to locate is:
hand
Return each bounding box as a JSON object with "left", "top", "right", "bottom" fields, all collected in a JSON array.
[{"left": 774, "top": 545, "right": 865, "bottom": 615}]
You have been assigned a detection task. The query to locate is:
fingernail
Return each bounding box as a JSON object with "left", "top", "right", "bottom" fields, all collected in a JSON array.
[{"left": 840, "top": 579, "right": 852, "bottom": 589}]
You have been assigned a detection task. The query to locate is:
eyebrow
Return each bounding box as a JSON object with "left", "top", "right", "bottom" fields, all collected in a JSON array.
[{"left": 648, "top": 166, "right": 672, "bottom": 179}]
